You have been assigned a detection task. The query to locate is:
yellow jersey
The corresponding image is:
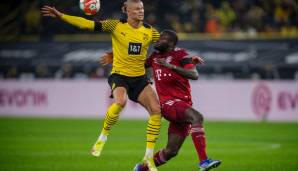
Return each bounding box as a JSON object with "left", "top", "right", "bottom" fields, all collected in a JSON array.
[{"left": 95, "top": 19, "right": 160, "bottom": 77}]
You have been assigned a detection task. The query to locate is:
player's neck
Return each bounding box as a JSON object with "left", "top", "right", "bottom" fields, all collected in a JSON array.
[
  {"left": 164, "top": 47, "right": 174, "bottom": 53},
  {"left": 127, "top": 18, "right": 143, "bottom": 29},
  {"left": 159, "top": 48, "right": 173, "bottom": 54}
]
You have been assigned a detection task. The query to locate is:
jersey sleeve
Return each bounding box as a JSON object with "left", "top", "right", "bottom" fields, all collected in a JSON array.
[
  {"left": 61, "top": 14, "right": 94, "bottom": 30},
  {"left": 151, "top": 28, "right": 160, "bottom": 43},
  {"left": 179, "top": 49, "right": 195, "bottom": 69},
  {"left": 94, "top": 19, "right": 120, "bottom": 32}
]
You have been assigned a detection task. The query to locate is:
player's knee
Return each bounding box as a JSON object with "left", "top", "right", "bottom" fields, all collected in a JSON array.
[
  {"left": 114, "top": 97, "right": 127, "bottom": 108},
  {"left": 151, "top": 104, "right": 161, "bottom": 114},
  {"left": 116, "top": 101, "right": 126, "bottom": 108},
  {"left": 187, "top": 108, "right": 204, "bottom": 124},
  {"left": 147, "top": 101, "right": 161, "bottom": 114},
  {"left": 193, "top": 111, "right": 204, "bottom": 124}
]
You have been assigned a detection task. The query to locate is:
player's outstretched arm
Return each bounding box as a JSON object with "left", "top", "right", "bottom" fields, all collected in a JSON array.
[
  {"left": 41, "top": 5, "right": 94, "bottom": 30},
  {"left": 41, "top": 5, "right": 62, "bottom": 18}
]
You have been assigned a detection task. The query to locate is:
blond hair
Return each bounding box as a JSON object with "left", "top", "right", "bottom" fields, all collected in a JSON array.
[{"left": 122, "top": 0, "right": 142, "bottom": 13}]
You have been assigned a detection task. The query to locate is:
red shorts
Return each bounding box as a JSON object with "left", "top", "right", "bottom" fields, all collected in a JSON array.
[{"left": 161, "top": 99, "right": 192, "bottom": 138}]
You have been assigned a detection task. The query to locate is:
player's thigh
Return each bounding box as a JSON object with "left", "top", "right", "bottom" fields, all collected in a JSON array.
[
  {"left": 108, "top": 74, "right": 128, "bottom": 107},
  {"left": 162, "top": 100, "right": 191, "bottom": 124},
  {"left": 137, "top": 84, "right": 161, "bottom": 114},
  {"left": 112, "top": 87, "right": 128, "bottom": 107}
]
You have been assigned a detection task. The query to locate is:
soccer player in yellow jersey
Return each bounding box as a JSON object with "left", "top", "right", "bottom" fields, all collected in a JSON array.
[{"left": 41, "top": 1, "right": 161, "bottom": 170}]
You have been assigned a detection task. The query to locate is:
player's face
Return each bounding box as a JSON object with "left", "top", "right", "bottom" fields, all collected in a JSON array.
[
  {"left": 154, "top": 33, "right": 173, "bottom": 52},
  {"left": 127, "top": 2, "right": 144, "bottom": 21}
]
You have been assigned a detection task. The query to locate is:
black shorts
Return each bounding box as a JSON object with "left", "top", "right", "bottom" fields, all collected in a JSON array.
[{"left": 108, "top": 73, "right": 150, "bottom": 102}]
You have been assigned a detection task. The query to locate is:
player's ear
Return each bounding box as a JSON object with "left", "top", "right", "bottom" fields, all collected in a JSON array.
[{"left": 122, "top": 2, "right": 127, "bottom": 13}]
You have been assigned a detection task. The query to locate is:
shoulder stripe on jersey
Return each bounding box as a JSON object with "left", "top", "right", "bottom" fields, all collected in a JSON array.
[
  {"left": 152, "top": 28, "right": 160, "bottom": 43},
  {"left": 95, "top": 19, "right": 120, "bottom": 32}
]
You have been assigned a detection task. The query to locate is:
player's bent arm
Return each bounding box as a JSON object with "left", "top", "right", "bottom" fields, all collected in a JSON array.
[
  {"left": 60, "top": 14, "right": 94, "bottom": 30},
  {"left": 99, "top": 52, "right": 113, "bottom": 66},
  {"left": 156, "top": 58, "right": 199, "bottom": 80},
  {"left": 172, "top": 66, "right": 199, "bottom": 80}
]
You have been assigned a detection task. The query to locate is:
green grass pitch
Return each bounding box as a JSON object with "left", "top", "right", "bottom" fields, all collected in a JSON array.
[{"left": 0, "top": 117, "right": 298, "bottom": 171}]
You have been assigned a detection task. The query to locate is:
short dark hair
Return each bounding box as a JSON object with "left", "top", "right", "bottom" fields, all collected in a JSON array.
[{"left": 161, "top": 29, "right": 178, "bottom": 46}]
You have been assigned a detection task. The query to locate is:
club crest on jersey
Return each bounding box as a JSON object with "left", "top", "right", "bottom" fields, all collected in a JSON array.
[
  {"left": 120, "top": 32, "right": 126, "bottom": 36},
  {"left": 143, "top": 33, "right": 149, "bottom": 41},
  {"left": 153, "top": 56, "right": 173, "bottom": 64}
]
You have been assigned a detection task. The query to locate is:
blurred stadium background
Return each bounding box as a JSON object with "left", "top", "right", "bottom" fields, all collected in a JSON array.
[
  {"left": 1, "top": 0, "right": 298, "bottom": 171},
  {"left": 1, "top": 0, "right": 298, "bottom": 79}
]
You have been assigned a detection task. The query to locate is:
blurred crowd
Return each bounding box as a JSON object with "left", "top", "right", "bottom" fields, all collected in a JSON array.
[
  {"left": 147, "top": 0, "right": 298, "bottom": 35},
  {"left": 1, "top": 0, "right": 298, "bottom": 39}
]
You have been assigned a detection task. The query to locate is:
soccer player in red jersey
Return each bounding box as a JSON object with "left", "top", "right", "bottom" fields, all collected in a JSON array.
[
  {"left": 133, "top": 30, "right": 221, "bottom": 171},
  {"left": 100, "top": 30, "right": 221, "bottom": 171}
]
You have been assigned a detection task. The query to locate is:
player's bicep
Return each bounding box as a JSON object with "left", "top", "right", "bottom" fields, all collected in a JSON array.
[
  {"left": 94, "top": 19, "right": 119, "bottom": 32},
  {"left": 181, "top": 56, "right": 195, "bottom": 69}
]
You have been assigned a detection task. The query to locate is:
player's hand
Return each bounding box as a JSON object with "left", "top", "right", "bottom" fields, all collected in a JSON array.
[
  {"left": 41, "top": 5, "right": 63, "bottom": 18},
  {"left": 99, "top": 52, "right": 113, "bottom": 66},
  {"left": 192, "top": 56, "right": 205, "bottom": 65},
  {"left": 156, "top": 58, "right": 175, "bottom": 69}
]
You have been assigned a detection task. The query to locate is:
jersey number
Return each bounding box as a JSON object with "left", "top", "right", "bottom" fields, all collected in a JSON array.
[{"left": 128, "top": 42, "right": 142, "bottom": 55}]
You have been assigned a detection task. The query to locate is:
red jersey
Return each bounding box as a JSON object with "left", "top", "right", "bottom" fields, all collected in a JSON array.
[{"left": 147, "top": 48, "right": 194, "bottom": 105}]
